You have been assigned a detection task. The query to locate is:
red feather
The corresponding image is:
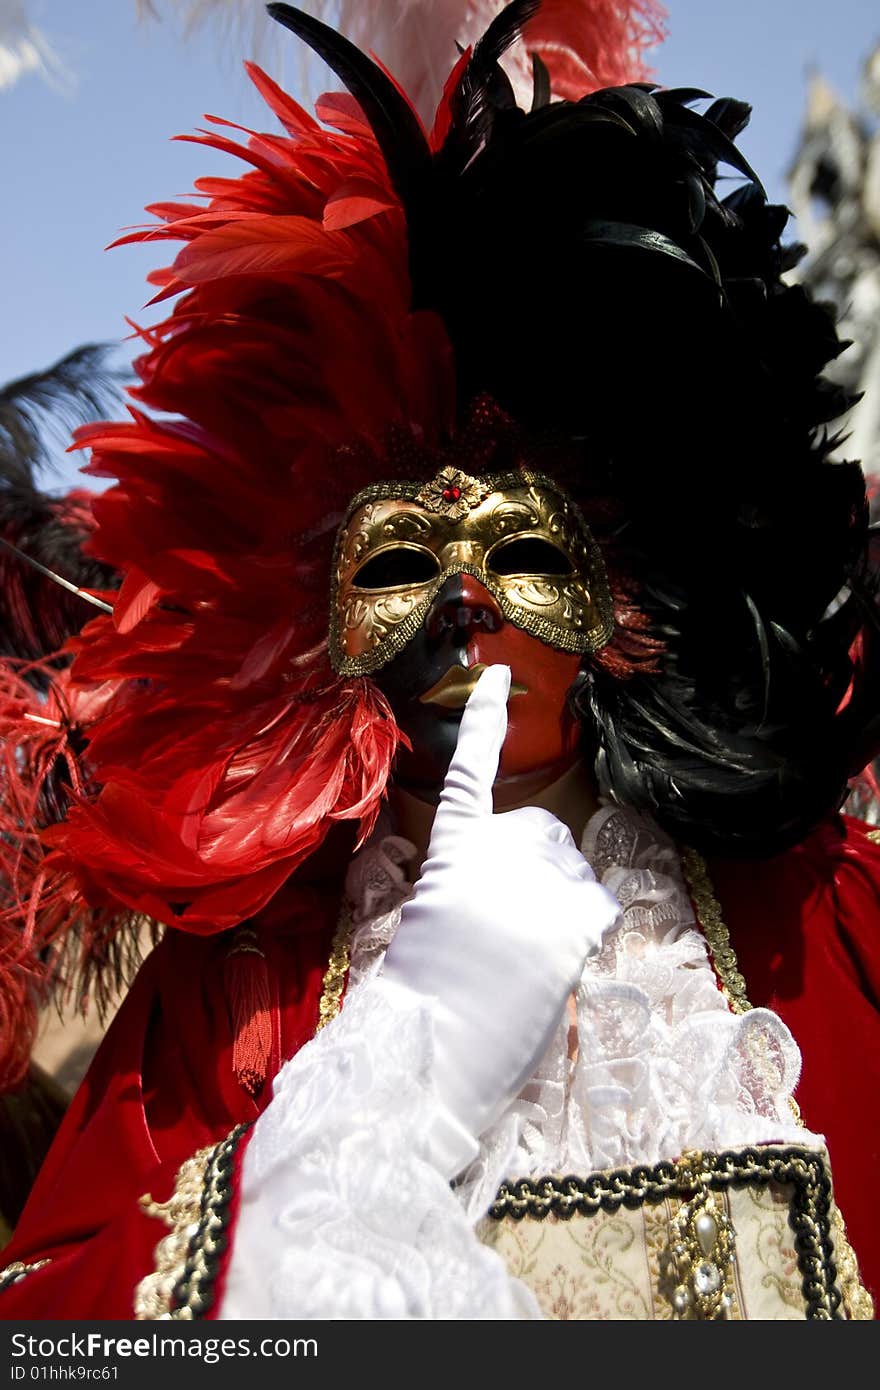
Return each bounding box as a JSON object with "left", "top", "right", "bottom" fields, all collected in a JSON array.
[
  {"left": 112, "top": 566, "right": 163, "bottom": 635},
  {"left": 173, "top": 217, "right": 354, "bottom": 284},
  {"left": 1, "top": 61, "right": 450, "bottom": 1006}
]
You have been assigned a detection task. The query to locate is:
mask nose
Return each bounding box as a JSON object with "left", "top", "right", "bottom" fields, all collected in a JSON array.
[
  {"left": 438, "top": 539, "right": 483, "bottom": 568},
  {"left": 426, "top": 574, "right": 504, "bottom": 644}
]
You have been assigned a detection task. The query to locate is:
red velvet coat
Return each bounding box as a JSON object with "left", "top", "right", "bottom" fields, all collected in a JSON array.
[{"left": 1, "top": 816, "right": 878, "bottom": 1318}]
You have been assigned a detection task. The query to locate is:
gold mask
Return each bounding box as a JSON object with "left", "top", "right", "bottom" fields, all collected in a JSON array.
[{"left": 330, "top": 466, "right": 614, "bottom": 676}]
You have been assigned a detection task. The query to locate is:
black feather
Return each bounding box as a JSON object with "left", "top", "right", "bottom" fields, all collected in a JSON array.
[
  {"left": 437, "top": 0, "right": 540, "bottom": 174},
  {"left": 0, "top": 344, "right": 124, "bottom": 667},
  {"left": 703, "top": 97, "right": 752, "bottom": 141},
  {"left": 661, "top": 87, "right": 714, "bottom": 106},
  {"left": 656, "top": 95, "right": 765, "bottom": 194},
  {"left": 530, "top": 52, "right": 551, "bottom": 112},
  {"left": 265, "top": 4, "right": 431, "bottom": 204},
  {"left": 0, "top": 343, "right": 126, "bottom": 487}
]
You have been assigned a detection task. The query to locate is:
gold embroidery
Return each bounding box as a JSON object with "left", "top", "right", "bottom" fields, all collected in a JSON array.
[
  {"left": 832, "top": 1206, "right": 876, "bottom": 1320},
  {"left": 665, "top": 1152, "right": 736, "bottom": 1319},
  {"left": 135, "top": 1126, "right": 245, "bottom": 1320},
  {"left": 0, "top": 1257, "right": 50, "bottom": 1293},
  {"left": 865, "top": 828, "right": 880, "bottom": 845},
  {"left": 135, "top": 1145, "right": 215, "bottom": 1319},
  {"left": 681, "top": 846, "right": 874, "bottom": 1320},
  {"left": 315, "top": 904, "right": 354, "bottom": 1031}
]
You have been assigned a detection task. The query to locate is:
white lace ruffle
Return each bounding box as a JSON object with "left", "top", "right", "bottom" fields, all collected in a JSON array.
[
  {"left": 219, "top": 976, "right": 539, "bottom": 1320},
  {"left": 338, "top": 805, "right": 815, "bottom": 1218}
]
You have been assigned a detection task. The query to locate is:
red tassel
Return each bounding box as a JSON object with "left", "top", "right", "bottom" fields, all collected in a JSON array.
[{"left": 224, "top": 927, "right": 273, "bottom": 1097}]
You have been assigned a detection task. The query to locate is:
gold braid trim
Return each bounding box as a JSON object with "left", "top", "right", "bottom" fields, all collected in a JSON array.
[
  {"left": 832, "top": 1207, "right": 876, "bottom": 1321},
  {"left": 135, "top": 1145, "right": 215, "bottom": 1319},
  {"left": 0, "top": 1257, "right": 50, "bottom": 1293},
  {"left": 315, "top": 903, "right": 354, "bottom": 1031},
  {"left": 135, "top": 1126, "right": 246, "bottom": 1320},
  {"left": 679, "top": 846, "right": 750, "bottom": 1014},
  {"left": 491, "top": 1146, "right": 851, "bottom": 1320},
  {"left": 865, "top": 828, "right": 880, "bottom": 845},
  {"left": 680, "top": 844, "right": 874, "bottom": 1321}
]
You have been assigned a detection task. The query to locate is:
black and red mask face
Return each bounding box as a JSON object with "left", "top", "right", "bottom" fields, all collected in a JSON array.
[
  {"left": 330, "top": 468, "right": 612, "bottom": 802},
  {"left": 369, "top": 571, "right": 585, "bottom": 802}
]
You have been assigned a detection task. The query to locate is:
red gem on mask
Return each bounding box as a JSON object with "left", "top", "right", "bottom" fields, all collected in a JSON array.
[{"left": 443, "top": 485, "right": 462, "bottom": 502}]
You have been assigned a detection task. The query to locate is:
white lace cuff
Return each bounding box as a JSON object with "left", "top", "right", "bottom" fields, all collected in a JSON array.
[{"left": 217, "top": 976, "right": 538, "bottom": 1320}]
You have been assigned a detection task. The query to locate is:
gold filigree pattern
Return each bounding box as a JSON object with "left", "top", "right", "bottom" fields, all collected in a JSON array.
[
  {"left": 415, "top": 467, "right": 489, "bottom": 519},
  {"left": 330, "top": 468, "right": 613, "bottom": 674},
  {"left": 135, "top": 1146, "right": 215, "bottom": 1319}
]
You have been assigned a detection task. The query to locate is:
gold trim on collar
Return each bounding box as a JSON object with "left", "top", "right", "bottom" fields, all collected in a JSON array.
[{"left": 679, "top": 846, "right": 751, "bottom": 1013}]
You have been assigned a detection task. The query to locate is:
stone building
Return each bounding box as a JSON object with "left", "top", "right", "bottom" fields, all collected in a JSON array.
[{"left": 787, "top": 49, "right": 880, "bottom": 823}]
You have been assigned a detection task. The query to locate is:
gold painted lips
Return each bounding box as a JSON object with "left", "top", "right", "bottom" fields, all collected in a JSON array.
[{"left": 419, "top": 663, "right": 528, "bottom": 710}]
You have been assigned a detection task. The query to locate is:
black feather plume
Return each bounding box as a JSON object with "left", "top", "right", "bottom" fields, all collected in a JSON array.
[
  {"left": 0, "top": 344, "right": 124, "bottom": 667},
  {"left": 436, "top": 0, "right": 540, "bottom": 175},
  {"left": 0, "top": 343, "right": 126, "bottom": 486},
  {"left": 265, "top": 4, "right": 431, "bottom": 205}
]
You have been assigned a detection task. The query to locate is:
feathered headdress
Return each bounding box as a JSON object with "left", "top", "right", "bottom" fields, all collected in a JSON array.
[{"left": 2, "top": 0, "right": 877, "bottom": 1090}]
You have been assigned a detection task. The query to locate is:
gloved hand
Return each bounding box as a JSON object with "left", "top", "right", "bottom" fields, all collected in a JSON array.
[{"left": 380, "top": 663, "right": 621, "bottom": 1178}]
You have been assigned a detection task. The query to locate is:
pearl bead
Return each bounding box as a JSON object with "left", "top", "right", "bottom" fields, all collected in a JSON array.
[
  {"left": 696, "top": 1211, "right": 718, "bottom": 1255},
  {"left": 672, "top": 1285, "right": 692, "bottom": 1313}
]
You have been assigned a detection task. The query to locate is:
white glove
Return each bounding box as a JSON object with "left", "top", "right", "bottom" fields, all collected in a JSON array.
[{"left": 380, "top": 663, "right": 622, "bottom": 1178}]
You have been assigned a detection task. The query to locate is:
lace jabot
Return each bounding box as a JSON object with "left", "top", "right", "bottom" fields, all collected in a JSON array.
[{"left": 343, "top": 802, "right": 815, "bottom": 1202}]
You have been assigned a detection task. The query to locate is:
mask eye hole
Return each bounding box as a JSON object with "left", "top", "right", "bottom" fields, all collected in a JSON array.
[
  {"left": 351, "top": 546, "right": 440, "bottom": 590},
  {"left": 487, "top": 536, "right": 573, "bottom": 577}
]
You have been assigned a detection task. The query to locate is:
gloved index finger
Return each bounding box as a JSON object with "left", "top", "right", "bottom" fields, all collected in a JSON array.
[{"left": 432, "top": 664, "right": 511, "bottom": 830}]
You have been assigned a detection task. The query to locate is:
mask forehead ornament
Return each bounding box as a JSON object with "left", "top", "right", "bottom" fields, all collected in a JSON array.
[{"left": 330, "top": 465, "right": 614, "bottom": 676}]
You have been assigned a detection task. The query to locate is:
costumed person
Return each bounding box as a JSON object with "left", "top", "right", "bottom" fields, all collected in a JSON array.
[{"left": 1, "top": 0, "right": 879, "bottom": 1320}]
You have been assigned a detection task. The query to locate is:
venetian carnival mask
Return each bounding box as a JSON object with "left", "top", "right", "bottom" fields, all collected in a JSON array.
[
  {"left": 330, "top": 467, "right": 614, "bottom": 797},
  {"left": 330, "top": 466, "right": 613, "bottom": 674}
]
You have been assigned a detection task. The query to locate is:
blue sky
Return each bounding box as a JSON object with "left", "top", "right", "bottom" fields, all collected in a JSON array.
[{"left": 3, "top": 0, "right": 878, "bottom": 491}]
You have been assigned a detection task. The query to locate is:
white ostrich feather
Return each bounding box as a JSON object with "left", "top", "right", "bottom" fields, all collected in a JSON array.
[
  {"left": 137, "top": 2, "right": 666, "bottom": 126},
  {"left": 137, "top": 2, "right": 520, "bottom": 122}
]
